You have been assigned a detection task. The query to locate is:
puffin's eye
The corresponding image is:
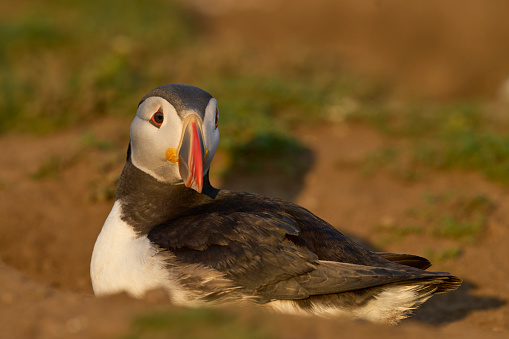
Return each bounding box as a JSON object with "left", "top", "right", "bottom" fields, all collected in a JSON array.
[
  {"left": 150, "top": 111, "right": 164, "bottom": 128},
  {"left": 215, "top": 107, "right": 219, "bottom": 129}
]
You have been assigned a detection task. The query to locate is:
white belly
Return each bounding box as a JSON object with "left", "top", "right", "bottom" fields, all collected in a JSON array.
[
  {"left": 90, "top": 201, "right": 171, "bottom": 298},
  {"left": 266, "top": 284, "right": 433, "bottom": 324}
]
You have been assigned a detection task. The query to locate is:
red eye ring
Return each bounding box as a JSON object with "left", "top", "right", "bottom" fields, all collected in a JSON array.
[
  {"left": 215, "top": 107, "right": 219, "bottom": 129},
  {"left": 150, "top": 111, "right": 164, "bottom": 128}
]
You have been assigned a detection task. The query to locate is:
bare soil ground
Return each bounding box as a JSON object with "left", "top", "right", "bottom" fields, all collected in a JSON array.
[
  {"left": 0, "top": 119, "right": 507, "bottom": 338},
  {"left": 200, "top": 0, "right": 509, "bottom": 99}
]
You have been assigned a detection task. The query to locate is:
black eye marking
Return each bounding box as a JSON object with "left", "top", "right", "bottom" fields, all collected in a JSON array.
[
  {"left": 215, "top": 107, "right": 219, "bottom": 129},
  {"left": 150, "top": 111, "right": 164, "bottom": 128}
]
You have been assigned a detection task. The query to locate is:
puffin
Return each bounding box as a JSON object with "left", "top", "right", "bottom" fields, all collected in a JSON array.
[{"left": 90, "top": 84, "right": 461, "bottom": 324}]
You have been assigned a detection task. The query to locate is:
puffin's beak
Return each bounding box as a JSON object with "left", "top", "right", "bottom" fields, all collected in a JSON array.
[{"left": 176, "top": 114, "right": 205, "bottom": 193}]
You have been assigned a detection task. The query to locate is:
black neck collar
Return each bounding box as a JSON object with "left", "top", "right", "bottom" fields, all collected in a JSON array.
[{"left": 116, "top": 160, "right": 219, "bottom": 236}]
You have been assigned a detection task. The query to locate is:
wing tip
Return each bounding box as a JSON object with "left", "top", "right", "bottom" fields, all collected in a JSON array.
[{"left": 376, "top": 252, "right": 432, "bottom": 270}]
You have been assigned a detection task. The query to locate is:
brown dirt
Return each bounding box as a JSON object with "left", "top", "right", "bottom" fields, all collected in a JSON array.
[{"left": 199, "top": 0, "right": 509, "bottom": 99}]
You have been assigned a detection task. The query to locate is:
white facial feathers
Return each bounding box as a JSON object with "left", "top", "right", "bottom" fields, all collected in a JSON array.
[
  {"left": 201, "top": 98, "right": 220, "bottom": 175},
  {"left": 130, "top": 96, "right": 219, "bottom": 183}
]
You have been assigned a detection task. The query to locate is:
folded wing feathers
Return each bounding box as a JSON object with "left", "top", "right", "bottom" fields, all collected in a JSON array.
[
  {"left": 257, "top": 260, "right": 461, "bottom": 301},
  {"left": 149, "top": 209, "right": 461, "bottom": 303}
]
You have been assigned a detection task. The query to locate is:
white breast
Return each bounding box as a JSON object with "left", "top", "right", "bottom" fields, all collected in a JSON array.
[{"left": 90, "top": 200, "right": 172, "bottom": 298}]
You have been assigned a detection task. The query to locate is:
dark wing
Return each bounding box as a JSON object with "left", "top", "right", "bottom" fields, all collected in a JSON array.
[
  {"left": 149, "top": 211, "right": 316, "bottom": 300},
  {"left": 148, "top": 210, "right": 440, "bottom": 302}
]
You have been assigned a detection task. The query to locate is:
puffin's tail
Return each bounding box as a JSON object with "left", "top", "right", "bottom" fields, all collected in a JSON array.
[
  {"left": 271, "top": 268, "right": 462, "bottom": 324},
  {"left": 376, "top": 251, "right": 463, "bottom": 293},
  {"left": 414, "top": 273, "right": 462, "bottom": 294}
]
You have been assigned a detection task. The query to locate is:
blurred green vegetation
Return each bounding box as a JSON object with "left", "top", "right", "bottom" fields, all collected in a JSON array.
[
  {"left": 0, "top": 0, "right": 368, "bottom": 178},
  {"left": 0, "top": 0, "right": 196, "bottom": 133},
  {"left": 424, "top": 246, "right": 462, "bottom": 263},
  {"left": 354, "top": 102, "right": 509, "bottom": 185},
  {"left": 121, "top": 307, "right": 274, "bottom": 339},
  {"left": 3, "top": 0, "right": 509, "bottom": 187},
  {"left": 374, "top": 192, "right": 495, "bottom": 257},
  {"left": 0, "top": 0, "right": 362, "bottom": 137}
]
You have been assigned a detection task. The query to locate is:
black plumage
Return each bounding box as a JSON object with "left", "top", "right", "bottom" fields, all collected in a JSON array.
[
  {"left": 117, "top": 158, "right": 460, "bottom": 310},
  {"left": 138, "top": 84, "right": 212, "bottom": 120}
]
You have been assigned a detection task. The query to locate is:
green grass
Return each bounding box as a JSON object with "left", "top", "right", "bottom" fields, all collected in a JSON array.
[
  {"left": 30, "top": 156, "right": 65, "bottom": 180},
  {"left": 354, "top": 101, "right": 509, "bottom": 186},
  {"left": 0, "top": 0, "right": 197, "bottom": 134},
  {"left": 361, "top": 147, "right": 400, "bottom": 176},
  {"left": 30, "top": 130, "right": 118, "bottom": 181},
  {"left": 120, "top": 308, "right": 274, "bottom": 339},
  {"left": 374, "top": 193, "right": 495, "bottom": 250},
  {"left": 430, "top": 194, "right": 495, "bottom": 243},
  {"left": 433, "top": 216, "right": 484, "bottom": 243},
  {"left": 89, "top": 173, "right": 118, "bottom": 202},
  {"left": 80, "top": 131, "right": 113, "bottom": 151},
  {"left": 374, "top": 224, "right": 423, "bottom": 247},
  {"left": 375, "top": 224, "right": 423, "bottom": 237},
  {"left": 0, "top": 0, "right": 373, "bottom": 176},
  {"left": 424, "top": 246, "right": 462, "bottom": 263},
  {"left": 199, "top": 72, "right": 369, "bottom": 173},
  {"left": 5, "top": 0, "right": 509, "bottom": 189},
  {"left": 0, "top": 0, "right": 366, "bottom": 139},
  {"left": 373, "top": 192, "right": 494, "bottom": 263}
]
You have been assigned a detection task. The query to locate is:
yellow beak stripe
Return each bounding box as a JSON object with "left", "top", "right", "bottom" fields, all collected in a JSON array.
[
  {"left": 166, "top": 148, "right": 209, "bottom": 163},
  {"left": 165, "top": 148, "right": 179, "bottom": 163}
]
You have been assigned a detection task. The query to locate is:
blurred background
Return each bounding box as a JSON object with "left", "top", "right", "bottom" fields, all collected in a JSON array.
[{"left": 1, "top": 0, "right": 509, "bottom": 338}]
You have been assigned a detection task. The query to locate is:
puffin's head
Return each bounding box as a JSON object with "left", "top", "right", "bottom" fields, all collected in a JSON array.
[{"left": 129, "top": 84, "right": 219, "bottom": 193}]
